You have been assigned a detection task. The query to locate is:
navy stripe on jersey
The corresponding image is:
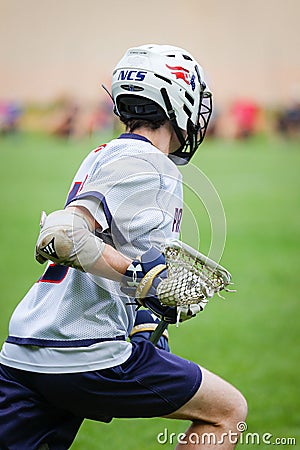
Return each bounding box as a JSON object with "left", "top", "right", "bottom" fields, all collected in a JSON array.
[
  {"left": 66, "top": 191, "right": 127, "bottom": 245},
  {"left": 118, "top": 133, "right": 152, "bottom": 144},
  {"left": 6, "top": 335, "right": 126, "bottom": 348},
  {"left": 65, "top": 191, "right": 112, "bottom": 225}
]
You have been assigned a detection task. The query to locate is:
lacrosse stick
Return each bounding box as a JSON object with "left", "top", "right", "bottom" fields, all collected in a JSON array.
[{"left": 149, "top": 239, "right": 235, "bottom": 345}]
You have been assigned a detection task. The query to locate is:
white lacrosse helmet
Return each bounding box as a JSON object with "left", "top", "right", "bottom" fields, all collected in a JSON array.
[{"left": 110, "top": 44, "right": 212, "bottom": 164}]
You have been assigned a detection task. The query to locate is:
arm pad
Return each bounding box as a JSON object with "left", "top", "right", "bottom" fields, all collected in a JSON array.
[{"left": 35, "top": 209, "right": 105, "bottom": 271}]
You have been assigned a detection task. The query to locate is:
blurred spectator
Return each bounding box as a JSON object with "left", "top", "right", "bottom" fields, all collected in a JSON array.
[
  {"left": 276, "top": 101, "right": 300, "bottom": 139},
  {"left": 0, "top": 101, "right": 23, "bottom": 135},
  {"left": 88, "top": 100, "right": 114, "bottom": 137},
  {"left": 51, "top": 101, "right": 79, "bottom": 138},
  {"left": 230, "top": 98, "right": 260, "bottom": 139}
]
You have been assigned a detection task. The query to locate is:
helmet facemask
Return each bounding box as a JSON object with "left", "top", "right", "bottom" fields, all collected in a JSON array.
[{"left": 161, "top": 87, "right": 212, "bottom": 165}]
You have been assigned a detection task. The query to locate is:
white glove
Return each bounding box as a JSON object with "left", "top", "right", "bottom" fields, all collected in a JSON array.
[{"left": 176, "top": 299, "right": 208, "bottom": 325}]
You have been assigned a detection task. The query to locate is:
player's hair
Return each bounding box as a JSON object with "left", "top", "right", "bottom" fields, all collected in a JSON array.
[
  {"left": 122, "top": 117, "right": 167, "bottom": 133},
  {"left": 117, "top": 94, "right": 168, "bottom": 132}
]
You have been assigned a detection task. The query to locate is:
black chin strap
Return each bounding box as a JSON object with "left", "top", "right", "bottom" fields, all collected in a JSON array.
[{"left": 160, "top": 88, "right": 186, "bottom": 150}]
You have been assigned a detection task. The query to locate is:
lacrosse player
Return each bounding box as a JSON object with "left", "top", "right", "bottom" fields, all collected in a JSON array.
[{"left": 0, "top": 45, "right": 247, "bottom": 449}]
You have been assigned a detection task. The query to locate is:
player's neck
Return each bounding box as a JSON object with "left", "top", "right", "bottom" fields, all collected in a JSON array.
[{"left": 131, "top": 123, "right": 173, "bottom": 156}]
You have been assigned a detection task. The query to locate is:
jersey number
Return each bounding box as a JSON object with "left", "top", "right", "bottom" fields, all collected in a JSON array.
[
  {"left": 39, "top": 264, "right": 69, "bottom": 284},
  {"left": 39, "top": 176, "right": 89, "bottom": 283}
]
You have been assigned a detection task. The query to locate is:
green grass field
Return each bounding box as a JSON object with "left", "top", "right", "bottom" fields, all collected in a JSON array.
[{"left": 1, "top": 132, "right": 299, "bottom": 449}]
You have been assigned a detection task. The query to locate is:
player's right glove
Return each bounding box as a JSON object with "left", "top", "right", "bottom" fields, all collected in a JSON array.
[{"left": 121, "top": 247, "right": 204, "bottom": 324}]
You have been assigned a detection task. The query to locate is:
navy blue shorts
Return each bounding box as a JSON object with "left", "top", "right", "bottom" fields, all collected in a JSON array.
[{"left": 0, "top": 340, "right": 202, "bottom": 450}]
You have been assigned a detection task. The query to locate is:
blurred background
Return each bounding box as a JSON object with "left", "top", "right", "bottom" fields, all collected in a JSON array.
[
  {"left": 1, "top": 0, "right": 300, "bottom": 139},
  {"left": 1, "top": 1, "right": 299, "bottom": 449}
]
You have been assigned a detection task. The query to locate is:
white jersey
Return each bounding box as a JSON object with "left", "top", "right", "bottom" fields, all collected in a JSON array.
[{"left": 0, "top": 133, "right": 183, "bottom": 373}]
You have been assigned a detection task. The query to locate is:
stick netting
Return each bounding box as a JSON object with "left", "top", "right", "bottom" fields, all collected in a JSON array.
[{"left": 157, "top": 242, "right": 232, "bottom": 307}]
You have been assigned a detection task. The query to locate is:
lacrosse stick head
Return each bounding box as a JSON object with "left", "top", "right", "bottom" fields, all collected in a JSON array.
[{"left": 157, "top": 240, "right": 234, "bottom": 308}]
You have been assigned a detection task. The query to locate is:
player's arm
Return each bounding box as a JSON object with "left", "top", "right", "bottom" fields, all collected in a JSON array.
[
  {"left": 35, "top": 205, "right": 201, "bottom": 323},
  {"left": 35, "top": 156, "right": 163, "bottom": 280},
  {"left": 35, "top": 205, "right": 131, "bottom": 281}
]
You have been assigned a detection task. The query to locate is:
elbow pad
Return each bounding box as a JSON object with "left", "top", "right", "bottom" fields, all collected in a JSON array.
[{"left": 35, "top": 209, "right": 105, "bottom": 272}]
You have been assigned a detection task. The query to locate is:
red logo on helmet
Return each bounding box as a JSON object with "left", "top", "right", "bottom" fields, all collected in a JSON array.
[{"left": 166, "top": 65, "right": 190, "bottom": 85}]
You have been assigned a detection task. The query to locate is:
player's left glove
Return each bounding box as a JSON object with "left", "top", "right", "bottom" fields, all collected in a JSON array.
[{"left": 121, "top": 247, "right": 204, "bottom": 324}]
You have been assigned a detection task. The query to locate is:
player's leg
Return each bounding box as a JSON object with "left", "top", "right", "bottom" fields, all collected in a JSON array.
[
  {"left": 163, "top": 366, "right": 248, "bottom": 449},
  {"left": 0, "top": 364, "right": 83, "bottom": 450}
]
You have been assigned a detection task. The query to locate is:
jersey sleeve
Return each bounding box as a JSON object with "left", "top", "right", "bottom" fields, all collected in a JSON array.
[
  {"left": 68, "top": 197, "right": 109, "bottom": 231},
  {"left": 66, "top": 153, "right": 182, "bottom": 257}
]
